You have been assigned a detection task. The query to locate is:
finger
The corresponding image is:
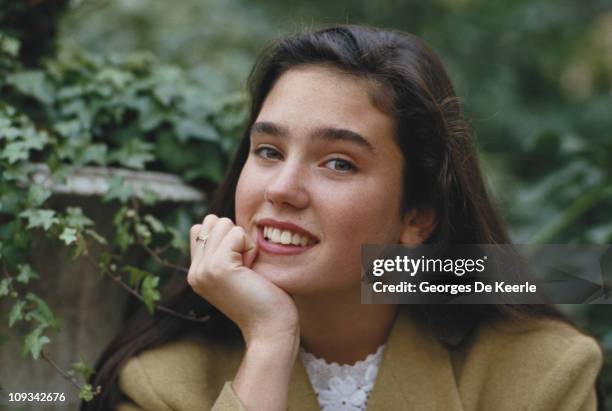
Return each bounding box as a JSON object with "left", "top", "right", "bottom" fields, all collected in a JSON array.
[
  {"left": 242, "top": 231, "right": 258, "bottom": 268},
  {"left": 190, "top": 220, "right": 240, "bottom": 289},
  {"left": 190, "top": 214, "right": 218, "bottom": 259},
  {"left": 210, "top": 225, "right": 256, "bottom": 270},
  {"left": 189, "top": 224, "right": 202, "bottom": 260},
  {"left": 204, "top": 217, "right": 235, "bottom": 255}
]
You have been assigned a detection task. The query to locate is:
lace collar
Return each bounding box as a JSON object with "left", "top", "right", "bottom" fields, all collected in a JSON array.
[{"left": 299, "top": 345, "right": 386, "bottom": 411}]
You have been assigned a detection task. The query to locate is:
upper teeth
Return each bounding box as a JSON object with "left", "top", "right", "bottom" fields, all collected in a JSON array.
[{"left": 263, "top": 226, "right": 314, "bottom": 246}]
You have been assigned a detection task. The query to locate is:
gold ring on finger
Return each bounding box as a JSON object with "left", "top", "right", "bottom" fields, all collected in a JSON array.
[{"left": 196, "top": 234, "right": 208, "bottom": 248}]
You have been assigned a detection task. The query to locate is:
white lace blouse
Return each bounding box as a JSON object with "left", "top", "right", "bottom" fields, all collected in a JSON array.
[{"left": 298, "top": 345, "right": 386, "bottom": 411}]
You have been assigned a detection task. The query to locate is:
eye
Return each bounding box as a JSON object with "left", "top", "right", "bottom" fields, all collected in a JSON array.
[
  {"left": 324, "top": 158, "right": 357, "bottom": 172},
  {"left": 254, "top": 146, "right": 282, "bottom": 160}
]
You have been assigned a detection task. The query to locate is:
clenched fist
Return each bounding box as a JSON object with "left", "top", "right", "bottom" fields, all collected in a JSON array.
[{"left": 188, "top": 214, "right": 299, "bottom": 344}]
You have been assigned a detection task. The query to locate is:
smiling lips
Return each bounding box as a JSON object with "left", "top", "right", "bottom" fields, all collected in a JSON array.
[
  {"left": 256, "top": 219, "right": 318, "bottom": 255},
  {"left": 263, "top": 226, "right": 314, "bottom": 246}
]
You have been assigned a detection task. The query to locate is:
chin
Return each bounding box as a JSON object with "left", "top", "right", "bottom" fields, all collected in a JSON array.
[
  {"left": 252, "top": 260, "right": 358, "bottom": 297},
  {"left": 251, "top": 260, "right": 318, "bottom": 296}
]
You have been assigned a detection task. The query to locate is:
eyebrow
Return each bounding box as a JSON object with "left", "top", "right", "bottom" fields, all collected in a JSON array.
[{"left": 250, "top": 121, "right": 375, "bottom": 152}]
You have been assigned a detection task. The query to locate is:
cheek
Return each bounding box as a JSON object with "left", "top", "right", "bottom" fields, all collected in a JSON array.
[
  {"left": 234, "top": 164, "right": 259, "bottom": 227},
  {"left": 324, "top": 181, "right": 403, "bottom": 245}
]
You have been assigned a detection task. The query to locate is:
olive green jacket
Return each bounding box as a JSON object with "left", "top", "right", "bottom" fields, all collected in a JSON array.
[{"left": 116, "top": 309, "right": 602, "bottom": 410}]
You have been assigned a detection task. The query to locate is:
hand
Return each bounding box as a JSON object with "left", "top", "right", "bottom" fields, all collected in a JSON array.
[{"left": 188, "top": 214, "right": 299, "bottom": 345}]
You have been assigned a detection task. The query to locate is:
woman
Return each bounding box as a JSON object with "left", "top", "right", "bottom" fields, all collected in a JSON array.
[{"left": 84, "top": 25, "right": 603, "bottom": 411}]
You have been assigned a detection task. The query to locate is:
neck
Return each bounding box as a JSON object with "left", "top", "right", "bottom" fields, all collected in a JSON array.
[{"left": 294, "top": 288, "right": 399, "bottom": 365}]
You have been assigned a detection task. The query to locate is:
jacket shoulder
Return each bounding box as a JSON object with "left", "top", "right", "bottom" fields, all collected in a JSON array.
[
  {"left": 455, "top": 317, "right": 602, "bottom": 411},
  {"left": 117, "top": 335, "right": 243, "bottom": 411},
  {"left": 477, "top": 317, "right": 602, "bottom": 365}
]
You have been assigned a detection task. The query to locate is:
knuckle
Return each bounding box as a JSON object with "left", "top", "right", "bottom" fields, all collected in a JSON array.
[
  {"left": 188, "top": 265, "right": 212, "bottom": 289},
  {"left": 229, "top": 226, "right": 244, "bottom": 238},
  {"left": 218, "top": 217, "right": 234, "bottom": 227},
  {"left": 190, "top": 224, "right": 201, "bottom": 236},
  {"left": 202, "top": 214, "right": 218, "bottom": 225},
  {"left": 186, "top": 270, "right": 197, "bottom": 287}
]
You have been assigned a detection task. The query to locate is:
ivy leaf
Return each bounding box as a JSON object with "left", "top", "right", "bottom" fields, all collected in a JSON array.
[
  {"left": 103, "top": 177, "right": 132, "bottom": 203},
  {"left": 109, "top": 139, "right": 155, "bottom": 170},
  {"left": 16, "top": 264, "right": 39, "bottom": 284},
  {"left": 25, "top": 293, "right": 60, "bottom": 329},
  {"left": 64, "top": 207, "right": 94, "bottom": 229},
  {"left": 9, "top": 300, "right": 26, "bottom": 327},
  {"left": 22, "top": 327, "right": 50, "bottom": 360},
  {"left": 21, "top": 127, "right": 50, "bottom": 150},
  {"left": 112, "top": 206, "right": 134, "bottom": 251},
  {"left": 79, "top": 383, "right": 95, "bottom": 401},
  {"left": 0, "top": 277, "right": 12, "bottom": 297},
  {"left": 144, "top": 214, "right": 165, "bottom": 233},
  {"left": 114, "top": 224, "right": 133, "bottom": 252},
  {"left": 0, "top": 34, "right": 20, "bottom": 57},
  {"left": 72, "top": 357, "right": 95, "bottom": 380},
  {"left": 20, "top": 209, "right": 60, "bottom": 231},
  {"left": 7, "top": 71, "right": 54, "bottom": 104},
  {"left": 1, "top": 141, "right": 29, "bottom": 164},
  {"left": 27, "top": 184, "right": 52, "bottom": 207},
  {"left": 53, "top": 120, "right": 81, "bottom": 139},
  {"left": 97, "top": 67, "right": 133, "bottom": 89},
  {"left": 135, "top": 222, "right": 151, "bottom": 243},
  {"left": 141, "top": 275, "right": 160, "bottom": 314},
  {"left": 59, "top": 227, "right": 78, "bottom": 245},
  {"left": 79, "top": 144, "right": 108, "bottom": 166},
  {"left": 124, "top": 265, "right": 149, "bottom": 288},
  {"left": 0, "top": 126, "right": 21, "bottom": 141}
]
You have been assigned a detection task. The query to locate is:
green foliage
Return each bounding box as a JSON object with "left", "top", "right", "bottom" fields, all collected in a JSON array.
[
  {"left": 71, "top": 357, "right": 95, "bottom": 381},
  {"left": 9, "top": 300, "right": 26, "bottom": 327},
  {"left": 16, "top": 264, "right": 38, "bottom": 284},
  {"left": 0, "top": 277, "right": 11, "bottom": 296},
  {"left": 78, "top": 383, "right": 95, "bottom": 401},
  {"left": 141, "top": 275, "right": 161, "bottom": 314},
  {"left": 0, "top": 27, "right": 246, "bottom": 401},
  {"left": 124, "top": 265, "right": 161, "bottom": 313},
  {"left": 20, "top": 209, "right": 59, "bottom": 231},
  {"left": 22, "top": 327, "right": 50, "bottom": 360}
]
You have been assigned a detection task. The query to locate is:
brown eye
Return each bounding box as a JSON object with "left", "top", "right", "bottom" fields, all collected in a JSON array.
[
  {"left": 255, "top": 146, "right": 282, "bottom": 160},
  {"left": 325, "top": 158, "right": 356, "bottom": 172}
]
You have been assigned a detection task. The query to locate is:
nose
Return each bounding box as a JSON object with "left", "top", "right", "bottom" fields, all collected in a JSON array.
[{"left": 264, "top": 159, "right": 309, "bottom": 209}]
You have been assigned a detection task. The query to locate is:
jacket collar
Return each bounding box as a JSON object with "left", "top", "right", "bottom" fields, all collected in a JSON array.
[{"left": 287, "top": 308, "right": 464, "bottom": 410}]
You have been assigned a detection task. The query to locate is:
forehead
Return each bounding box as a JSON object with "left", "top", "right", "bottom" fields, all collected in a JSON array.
[{"left": 256, "top": 65, "right": 396, "bottom": 143}]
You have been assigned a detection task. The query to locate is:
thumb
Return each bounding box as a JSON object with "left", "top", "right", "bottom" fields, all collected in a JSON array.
[{"left": 242, "top": 232, "right": 258, "bottom": 268}]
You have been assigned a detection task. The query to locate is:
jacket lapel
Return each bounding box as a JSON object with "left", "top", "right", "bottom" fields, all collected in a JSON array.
[
  {"left": 367, "top": 309, "right": 464, "bottom": 410},
  {"left": 287, "top": 353, "right": 320, "bottom": 410}
]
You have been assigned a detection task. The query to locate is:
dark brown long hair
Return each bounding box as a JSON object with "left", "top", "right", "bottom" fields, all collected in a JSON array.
[{"left": 82, "top": 25, "right": 601, "bottom": 410}]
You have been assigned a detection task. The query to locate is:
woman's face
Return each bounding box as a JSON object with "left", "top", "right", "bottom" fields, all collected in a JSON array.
[{"left": 235, "top": 65, "right": 407, "bottom": 296}]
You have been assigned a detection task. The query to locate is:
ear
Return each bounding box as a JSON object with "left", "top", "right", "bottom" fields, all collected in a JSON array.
[{"left": 399, "top": 207, "right": 437, "bottom": 246}]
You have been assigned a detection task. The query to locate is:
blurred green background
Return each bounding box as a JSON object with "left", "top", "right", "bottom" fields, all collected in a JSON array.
[
  {"left": 60, "top": 0, "right": 612, "bottom": 245},
  {"left": 0, "top": 0, "right": 611, "bottom": 407}
]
